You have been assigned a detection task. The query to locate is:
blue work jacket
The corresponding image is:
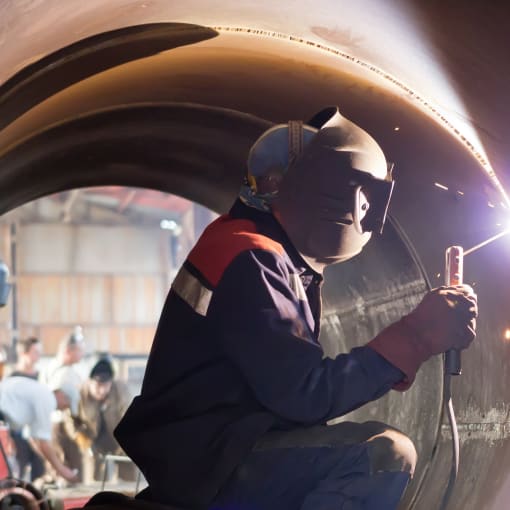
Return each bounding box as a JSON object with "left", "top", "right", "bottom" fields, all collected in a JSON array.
[{"left": 115, "top": 199, "right": 403, "bottom": 508}]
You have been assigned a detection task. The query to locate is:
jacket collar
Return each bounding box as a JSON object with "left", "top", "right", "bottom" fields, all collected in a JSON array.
[{"left": 229, "top": 199, "right": 323, "bottom": 281}]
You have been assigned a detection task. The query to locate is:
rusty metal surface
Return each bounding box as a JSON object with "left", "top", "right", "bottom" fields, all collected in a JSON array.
[
  {"left": 0, "top": 4, "right": 509, "bottom": 509},
  {"left": 0, "top": 1, "right": 509, "bottom": 190}
]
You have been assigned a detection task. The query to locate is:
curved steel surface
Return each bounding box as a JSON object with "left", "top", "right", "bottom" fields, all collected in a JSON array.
[{"left": 0, "top": 4, "right": 509, "bottom": 509}]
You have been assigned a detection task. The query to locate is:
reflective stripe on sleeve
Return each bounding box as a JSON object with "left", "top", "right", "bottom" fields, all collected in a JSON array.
[
  {"left": 288, "top": 273, "right": 307, "bottom": 301},
  {"left": 172, "top": 266, "right": 213, "bottom": 316}
]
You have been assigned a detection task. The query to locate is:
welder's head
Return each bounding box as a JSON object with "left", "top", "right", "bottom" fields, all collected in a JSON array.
[{"left": 240, "top": 106, "right": 394, "bottom": 271}]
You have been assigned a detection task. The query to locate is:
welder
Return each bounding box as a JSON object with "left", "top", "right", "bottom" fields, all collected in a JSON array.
[{"left": 114, "top": 107, "right": 478, "bottom": 510}]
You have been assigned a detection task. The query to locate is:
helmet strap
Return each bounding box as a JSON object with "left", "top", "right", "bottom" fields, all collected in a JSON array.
[{"left": 288, "top": 120, "right": 304, "bottom": 166}]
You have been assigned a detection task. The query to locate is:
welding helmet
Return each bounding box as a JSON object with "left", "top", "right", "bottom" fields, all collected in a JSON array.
[{"left": 245, "top": 106, "right": 394, "bottom": 269}]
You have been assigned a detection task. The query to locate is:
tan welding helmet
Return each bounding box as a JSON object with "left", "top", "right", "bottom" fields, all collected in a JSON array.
[{"left": 242, "top": 106, "right": 394, "bottom": 269}]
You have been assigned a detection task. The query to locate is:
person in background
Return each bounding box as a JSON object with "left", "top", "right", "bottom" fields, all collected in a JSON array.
[
  {"left": 39, "top": 326, "right": 85, "bottom": 481},
  {"left": 2, "top": 337, "right": 44, "bottom": 478},
  {"left": 0, "top": 344, "right": 8, "bottom": 381},
  {"left": 115, "top": 106, "right": 477, "bottom": 509},
  {"left": 0, "top": 374, "right": 79, "bottom": 482},
  {"left": 10, "top": 337, "right": 42, "bottom": 379},
  {"left": 72, "top": 354, "right": 135, "bottom": 483}
]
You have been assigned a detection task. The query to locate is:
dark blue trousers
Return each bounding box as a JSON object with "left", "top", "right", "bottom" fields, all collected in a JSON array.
[{"left": 210, "top": 421, "right": 415, "bottom": 510}]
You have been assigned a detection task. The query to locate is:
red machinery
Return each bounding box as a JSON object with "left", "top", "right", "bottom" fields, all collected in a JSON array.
[{"left": 0, "top": 422, "right": 92, "bottom": 510}]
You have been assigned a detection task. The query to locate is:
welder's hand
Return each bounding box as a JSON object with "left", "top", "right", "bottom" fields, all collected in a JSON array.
[
  {"left": 404, "top": 285, "right": 478, "bottom": 356},
  {"left": 367, "top": 284, "right": 477, "bottom": 390}
]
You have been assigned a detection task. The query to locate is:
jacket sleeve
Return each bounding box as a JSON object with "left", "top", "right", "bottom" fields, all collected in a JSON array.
[{"left": 208, "top": 249, "right": 404, "bottom": 425}]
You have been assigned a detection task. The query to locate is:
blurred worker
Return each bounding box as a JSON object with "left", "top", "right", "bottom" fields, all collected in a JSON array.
[
  {"left": 0, "top": 260, "right": 10, "bottom": 309},
  {"left": 0, "top": 261, "right": 11, "bottom": 382},
  {"left": 40, "top": 326, "right": 85, "bottom": 480},
  {"left": 11, "top": 336, "right": 42, "bottom": 379},
  {"left": 72, "top": 354, "right": 135, "bottom": 482},
  {"left": 0, "top": 344, "right": 7, "bottom": 381},
  {"left": 3, "top": 337, "right": 43, "bottom": 478},
  {"left": 0, "top": 374, "right": 79, "bottom": 482},
  {"left": 115, "top": 107, "right": 477, "bottom": 509}
]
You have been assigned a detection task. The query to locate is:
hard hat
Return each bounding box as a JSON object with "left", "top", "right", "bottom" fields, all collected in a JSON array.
[{"left": 239, "top": 122, "right": 317, "bottom": 212}]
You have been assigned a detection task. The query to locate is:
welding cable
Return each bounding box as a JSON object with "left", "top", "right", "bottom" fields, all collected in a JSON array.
[
  {"left": 438, "top": 370, "right": 460, "bottom": 510},
  {"left": 385, "top": 220, "right": 461, "bottom": 510}
]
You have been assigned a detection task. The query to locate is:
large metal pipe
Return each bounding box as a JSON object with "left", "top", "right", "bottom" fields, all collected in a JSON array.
[{"left": 1, "top": 13, "right": 509, "bottom": 510}]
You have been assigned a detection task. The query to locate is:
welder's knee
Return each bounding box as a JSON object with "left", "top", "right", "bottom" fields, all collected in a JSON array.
[{"left": 366, "top": 428, "right": 417, "bottom": 477}]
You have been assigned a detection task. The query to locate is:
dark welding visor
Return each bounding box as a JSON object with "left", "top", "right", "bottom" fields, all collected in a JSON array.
[
  {"left": 350, "top": 165, "right": 395, "bottom": 234},
  {"left": 317, "top": 146, "right": 395, "bottom": 235}
]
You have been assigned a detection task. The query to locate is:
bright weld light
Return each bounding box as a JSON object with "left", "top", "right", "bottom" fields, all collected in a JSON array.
[
  {"left": 457, "top": 190, "right": 465, "bottom": 196},
  {"left": 500, "top": 216, "right": 510, "bottom": 231},
  {"left": 505, "top": 329, "right": 510, "bottom": 341},
  {"left": 394, "top": 126, "right": 400, "bottom": 131},
  {"left": 464, "top": 228, "right": 510, "bottom": 256},
  {"left": 219, "top": 7, "right": 509, "bottom": 209},
  {"left": 399, "top": 4, "right": 509, "bottom": 207},
  {"left": 434, "top": 182, "right": 449, "bottom": 191}
]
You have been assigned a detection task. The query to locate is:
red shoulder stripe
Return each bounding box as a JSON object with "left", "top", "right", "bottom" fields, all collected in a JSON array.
[{"left": 188, "top": 215, "right": 284, "bottom": 287}]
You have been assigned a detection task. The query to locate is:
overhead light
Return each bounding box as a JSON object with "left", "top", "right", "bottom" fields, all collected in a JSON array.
[
  {"left": 160, "top": 219, "right": 182, "bottom": 235},
  {"left": 160, "top": 219, "right": 178, "bottom": 230}
]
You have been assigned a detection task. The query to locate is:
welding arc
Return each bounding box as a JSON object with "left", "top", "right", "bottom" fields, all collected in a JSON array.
[{"left": 463, "top": 229, "right": 510, "bottom": 256}]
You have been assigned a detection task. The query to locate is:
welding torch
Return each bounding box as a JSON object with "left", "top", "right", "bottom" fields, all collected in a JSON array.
[{"left": 444, "top": 246, "right": 464, "bottom": 375}]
